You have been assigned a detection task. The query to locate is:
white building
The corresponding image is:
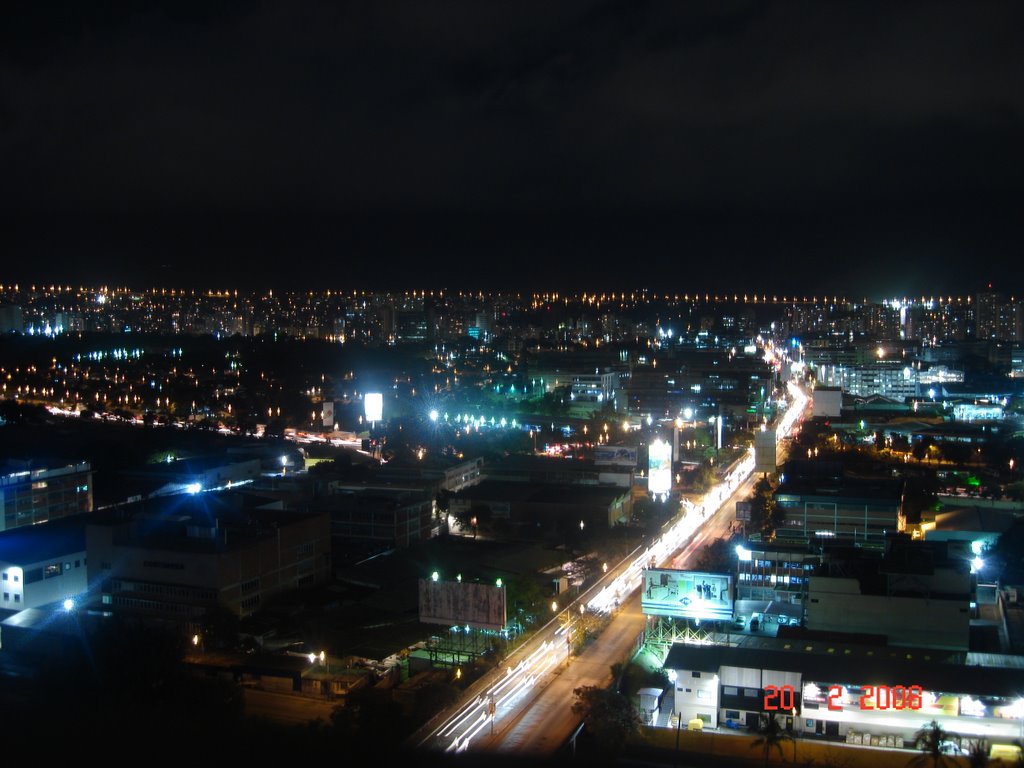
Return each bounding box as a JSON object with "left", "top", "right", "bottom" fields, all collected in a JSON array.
[
  {"left": 816, "top": 363, "right": 919, "bottom": 400},
  {"left": 0, "top": 517, "right": 89, "bottom": 611}
]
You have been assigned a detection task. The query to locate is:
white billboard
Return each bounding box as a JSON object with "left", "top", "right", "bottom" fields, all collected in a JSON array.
[
  {"left": 322, "top": 401, "right": 335, "bottom": 428},
  {"left": 648, "top": 439, "right": 672, "bottom": 495},
  {"left": 418, "top": 579, "right": 507, "bottom": 631},
  {"left": 595, "top": 445, "right": 638, "bottom": 467},
  {"left": 641, "top": 569, "right": 733, "bottom": 620},
  {"left": 754, "top": 428, "right": 777, "bottom": 474},
  {"left": 364, "top": 392, "right": 383, "bottom": 423}
]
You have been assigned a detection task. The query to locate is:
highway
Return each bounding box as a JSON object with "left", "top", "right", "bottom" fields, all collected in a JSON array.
[{"left": 414, "top": 381, "right": 809, "bottom": 758}]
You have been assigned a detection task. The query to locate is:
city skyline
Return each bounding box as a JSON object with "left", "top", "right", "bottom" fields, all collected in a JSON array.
[{"left": 3, "top": 1, "right": 1022, "bottom": 297}]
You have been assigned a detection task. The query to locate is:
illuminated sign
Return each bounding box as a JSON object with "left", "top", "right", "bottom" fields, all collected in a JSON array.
[
  {"left": 648, "top": 440, "right": 672, "bottom": 495},
  {"left": 641, "top": 569, "right": 733, "bottom": 620},
  {"left": 322, "top": 401, "right": 334, "bottom": 428},
  {"left": 364, "top": 392, "right": 383, "bottom": 422}
]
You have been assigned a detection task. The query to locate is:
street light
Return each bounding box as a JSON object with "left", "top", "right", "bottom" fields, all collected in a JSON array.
[{"left": 551, "top": 600, "right": 558, "bottom": 613}]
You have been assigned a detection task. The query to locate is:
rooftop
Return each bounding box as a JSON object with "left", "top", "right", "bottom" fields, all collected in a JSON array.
[{"left": 0, "top": 514, "right": 88, "bottom": 564}]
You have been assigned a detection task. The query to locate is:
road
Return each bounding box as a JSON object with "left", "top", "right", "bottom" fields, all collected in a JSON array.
[
  {"left": 418, "top": 382, "right": 809, "bottom": 758},
  {"left": 481, "top": 452, "right": 774, "bottom": 757}
]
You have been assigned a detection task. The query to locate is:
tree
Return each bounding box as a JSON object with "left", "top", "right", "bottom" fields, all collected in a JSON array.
[
  {"left": 748, "top": 476, "right": 779, "bottom": 538},
  {"left": 571, "top": 685, "right": 643, "bottom": 754},
  {"left": 690, "top": 461, "right": 717, "bottom": 494},
  {"left": 909, "top": 720, "right": 959, "bottom": 768},
  {"left": 967, "top": 738, "right": 991, "bottom": 768},
  {"left": 695, "top": 536, "right": 736, "bottom": 573},
  {"left": 751, "top": 712, "right": 794, "bottom": 767}
]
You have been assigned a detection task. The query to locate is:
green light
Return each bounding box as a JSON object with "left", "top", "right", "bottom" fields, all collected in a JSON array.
[{"left": 496, "top": 578, "right": 503, "bottom": 588}]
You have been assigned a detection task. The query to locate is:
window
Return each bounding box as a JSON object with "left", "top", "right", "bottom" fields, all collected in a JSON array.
[
  {"left": 723, "top": 686, "right": 738, "bottom": 696},
  {"left": 1, "top": 573, "right": 6, "bottom": 581},
  {"left": 2, "top": 593, "right": 8, "bottom": 601},
  {"left": 101, "top": 595, "right": 112, "bottom": 605},
  {"left": 65, "top": 562, "right": 71, "bottom": 571},
  {"left": 697, "top": 690, "right": 708, "bottom": 699},
  {"left": 75, "top": 560, "right": 80, "bottom": 568},
  {"left": 726, "top": 710, "right": 740, "bottom": 719},
  {"left": 13, "top": 573, "right": 19, "bottom": 582},
  {"left": 44, "top": 564, "right": 61, "bottom": 578},
  {"left": 692, "top": 671, "right": 702, "bottom": 678},
  {"left": 14, "top": 594, "right": 20, "bottom": 603}
]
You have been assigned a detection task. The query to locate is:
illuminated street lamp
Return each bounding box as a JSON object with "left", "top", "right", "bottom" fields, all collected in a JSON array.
[{"left": 551, "top": 600, "right": 558, "bottom": 613}]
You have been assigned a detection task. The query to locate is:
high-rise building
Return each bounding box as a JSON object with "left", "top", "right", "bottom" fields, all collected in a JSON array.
[{"left": 0, "top": 461, "right": 93, "bottom": 532}]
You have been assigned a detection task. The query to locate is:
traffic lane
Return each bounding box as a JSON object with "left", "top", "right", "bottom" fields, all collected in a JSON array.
[
  {"left": 485, "top": 599, "right": 646, "bottom": 756},
  {"left": 670, "top": 475, "right": 757, "bottom": 569}
]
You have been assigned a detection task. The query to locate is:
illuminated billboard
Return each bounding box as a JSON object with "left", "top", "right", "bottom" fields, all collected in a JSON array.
[
  {"left": 641, "top": 569, "right": 733, "bottom": 620},
  {"left": 364, "top": 392, "right": 383, "bottom": 423},
  {"left": 595, "top": 445, "right": 638, "bottom": 467},
  {"left": 418, "top": 579, "right": 507, "bottom": 631},
  {"left": 322, "top": 401, "right": 334, "bottom": 428},
  {"left": 648, "top": 439, "right": 672, "bottom": 495}
]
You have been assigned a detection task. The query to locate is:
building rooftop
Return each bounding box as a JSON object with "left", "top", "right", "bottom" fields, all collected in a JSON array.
[
  {"left": 663, "top": 639, "right": 1024, "bottom": 698},
  {"left": 453, "top": 479, "right": 628, "bottom": 505},
  {"left": 0, "top": 514, "right": 88, "bottom": 564},
  {"left": 934, "top": 506, "right": 1016, "bottom": 534},
  {"left": 89, "top": 490, "right": 325, "bottom": 553}
]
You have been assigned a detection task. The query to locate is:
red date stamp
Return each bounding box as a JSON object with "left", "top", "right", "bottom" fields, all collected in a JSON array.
[{"left": 764, "top": 684, "right": 924, "bottom": 711}]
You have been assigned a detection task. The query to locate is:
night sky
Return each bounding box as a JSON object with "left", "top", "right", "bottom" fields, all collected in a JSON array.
[{"left": 3, "top": 1, "right": 1022, "bottom": 298}]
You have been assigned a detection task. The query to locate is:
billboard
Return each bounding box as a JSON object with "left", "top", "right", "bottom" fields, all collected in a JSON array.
[
  {"left": 322, "top": 401, "right": 335, "bottom": 428},
  {"left": 595, "top": 445, "right": 638, "bottom": 467},
  {"left": 641, "top": 569, "right": 733, "bottom": 620},
  {"left": 754, "top": 428, "right": 777, "bottom": 474},
  {"left": 364, "top": 392, "right": 383, "bottom": 423},
  {"left": 418, "top": 579, "right": 507, "bottom": 631},
  {"left": 648, "top": 439, "right": 672, "bottom": 495},
  {"left": 735, "top": 500, "right": 752, "bottom": 521}
]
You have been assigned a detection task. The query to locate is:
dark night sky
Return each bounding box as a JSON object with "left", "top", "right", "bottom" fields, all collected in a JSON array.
[{"left": 3, "top": 0, "right": 1023, "bottom": 298}]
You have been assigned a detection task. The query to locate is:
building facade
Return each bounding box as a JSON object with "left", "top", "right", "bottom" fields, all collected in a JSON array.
[{"left": 0, "top": 461, "right": 93, "bottom": 532}]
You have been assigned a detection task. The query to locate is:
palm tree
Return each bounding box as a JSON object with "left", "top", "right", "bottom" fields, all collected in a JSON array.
[
  {"left": 967, "top": 738, "right": 990, "bottom": 768},
  {"left": 908, "top": 720, "right": 958, "bottom": 768},
  {"left": 751, "top": 712, "right": 794, "bottom": 767}
]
